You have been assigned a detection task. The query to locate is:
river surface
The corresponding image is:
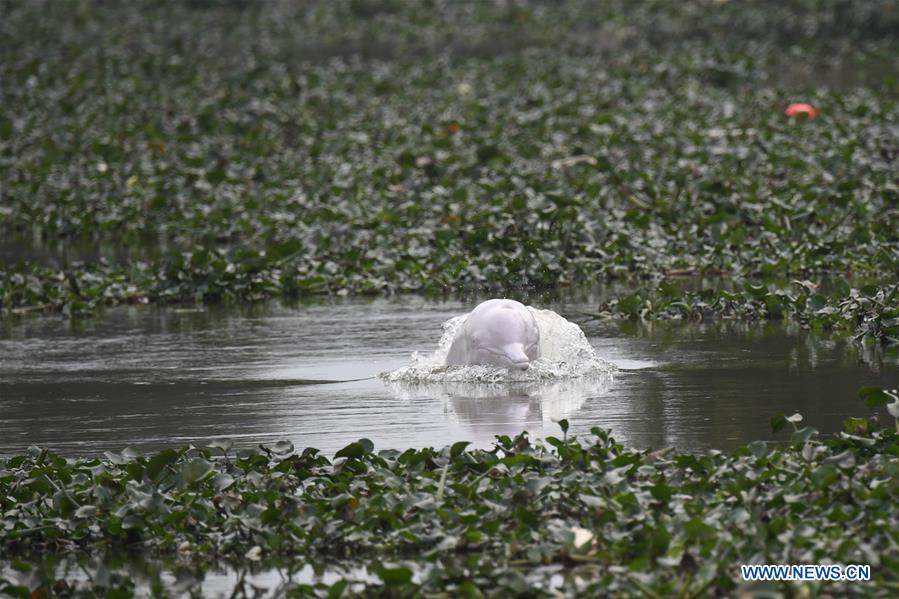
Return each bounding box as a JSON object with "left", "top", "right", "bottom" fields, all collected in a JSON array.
[{"left": 1, "top": 293, "right": 896, "bottom": 457}]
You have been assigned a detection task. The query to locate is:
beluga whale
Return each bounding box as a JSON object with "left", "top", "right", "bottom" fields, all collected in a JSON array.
[{"left": 446, "top": 299, "right": 540, "bottom": 370}]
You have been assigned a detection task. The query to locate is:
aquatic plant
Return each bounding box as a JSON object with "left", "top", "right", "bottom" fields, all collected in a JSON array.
[
  {"left": 1, "top": 0, "right": 898, "bottom": 318},
  {"left": 595, "top": 280, "right": 899, "bottom": 344},
  {"left": 2, "top": 388, "right": 898, "bottom": 596}
]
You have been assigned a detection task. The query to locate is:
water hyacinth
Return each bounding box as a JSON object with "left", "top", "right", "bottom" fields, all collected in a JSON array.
[
  {"left": 594, "top": 280, "right": 899, "bottom": 345},
  {"left": 2, "top": 391, "right": 898, "bottom": 596},
  {"left": 1, "top": 0, "right": 897, "bottom": 319}
]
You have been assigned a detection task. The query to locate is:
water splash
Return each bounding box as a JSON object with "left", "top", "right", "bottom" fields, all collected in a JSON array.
[
  {"left": 381, "top": 307, "right": 616, "bottom": 383},
  {"left": 381, "top": 307, "right": 615, "bottom": 431}
]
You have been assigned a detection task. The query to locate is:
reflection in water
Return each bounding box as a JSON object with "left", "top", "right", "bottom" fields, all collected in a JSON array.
[
  {"left": 0, "top": 297, "right": 897, "bottom": 457},
  {"left": 0, "top": 230, "right": 164, "bottom": 268},
  {"left": 386, "top": 377, "right": 613, "bottom": 439}
]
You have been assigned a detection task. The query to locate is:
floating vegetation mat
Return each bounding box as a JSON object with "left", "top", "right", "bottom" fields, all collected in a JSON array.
[
  {"left": 0, "top": 0, "right": 897, "bottom": 318},
  {"left": 2, "top": 388, "right": 898, "bottom": 597},
  {"left": 595, "top": 280, "right": 899, "bottom": 345}
]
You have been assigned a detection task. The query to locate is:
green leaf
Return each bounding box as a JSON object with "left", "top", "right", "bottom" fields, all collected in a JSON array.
[
  {"left": 526, "top": 476, "right": 552, "bottom": 495},
  {"left": 450, "top": 441, "right": 471, "bottom": 458},
  {"left": 182, "top": 458, "right": 214, "bottom": 484},
  {"left": 790, "top": 427, "right": 818, "bottom": 446},
  {"left": 579, "top": 494, "right": 603, "bottom": 508},
  {"left": 823, "top": 451, "right": 855, "bottom": 469},
  {"left": 748, "top": 440, "right": 769, "bottom": 458},
  {"left": 650, "top": 483, "right": 672, "bottom": 503},
  {"left": 75, "top": 504, "right": 97, "bottom": 518},
  {"left": 377, "top": 565, "right": 413, "bottom": 586},
  {"left": 684, "top": 517, "right": 716, "bottom": 541},
  {"left": 770, "top": 413, "right": 786, "bottom": 433},
  {"left": 212, "top": 473, "right": 234, "bottom": 492},
  {"left": 207, "top": 439, "right": 234, "bottom": 453},
  {"left": 327, "top": 580, "right": 349, "bottom": 599},
  {"left": 811, "top": 463, "right": 839, "bottom": 488},
  {"left": 807, "top": 294, "right": 827, "bottom": 311},
  {"left": 335, "top": 442, "right": 365, "bottom": 459},
  {"left": 270, "top": 440, "right": 294, "bottom": 458},
  {"left": 859, "top": 386, "right": 893, "bottom": 408},
  {"left": 146, "top": 449, "right": 181, "bottom": 481},
  {"left": 842, "top": 417, "right": 869, "bottom": 434},
  {"left": 10, "top": 560, "right": 31, "bottom": 572}
]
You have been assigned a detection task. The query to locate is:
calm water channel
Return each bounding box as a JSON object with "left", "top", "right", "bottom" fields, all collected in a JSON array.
[{"left": 1, "top": 293, "right": 896, "bottom": 457}]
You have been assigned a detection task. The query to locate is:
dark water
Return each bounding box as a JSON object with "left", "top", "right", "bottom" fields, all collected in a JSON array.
[
  {"left": 1, "top": 296, "right": 895, "bottom": 457},
  {"left": 0, "top": 231, "right": 164, "bottom": 267}
]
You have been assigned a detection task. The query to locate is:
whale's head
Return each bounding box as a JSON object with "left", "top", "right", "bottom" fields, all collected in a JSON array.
[{"left": 465, "top": 300, "right": 540, "bottom": 370}]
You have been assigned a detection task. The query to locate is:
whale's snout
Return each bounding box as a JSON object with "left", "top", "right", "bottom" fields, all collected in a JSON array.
[{"left": 505, "top": 343, "right": 531, "bottom": 370}]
